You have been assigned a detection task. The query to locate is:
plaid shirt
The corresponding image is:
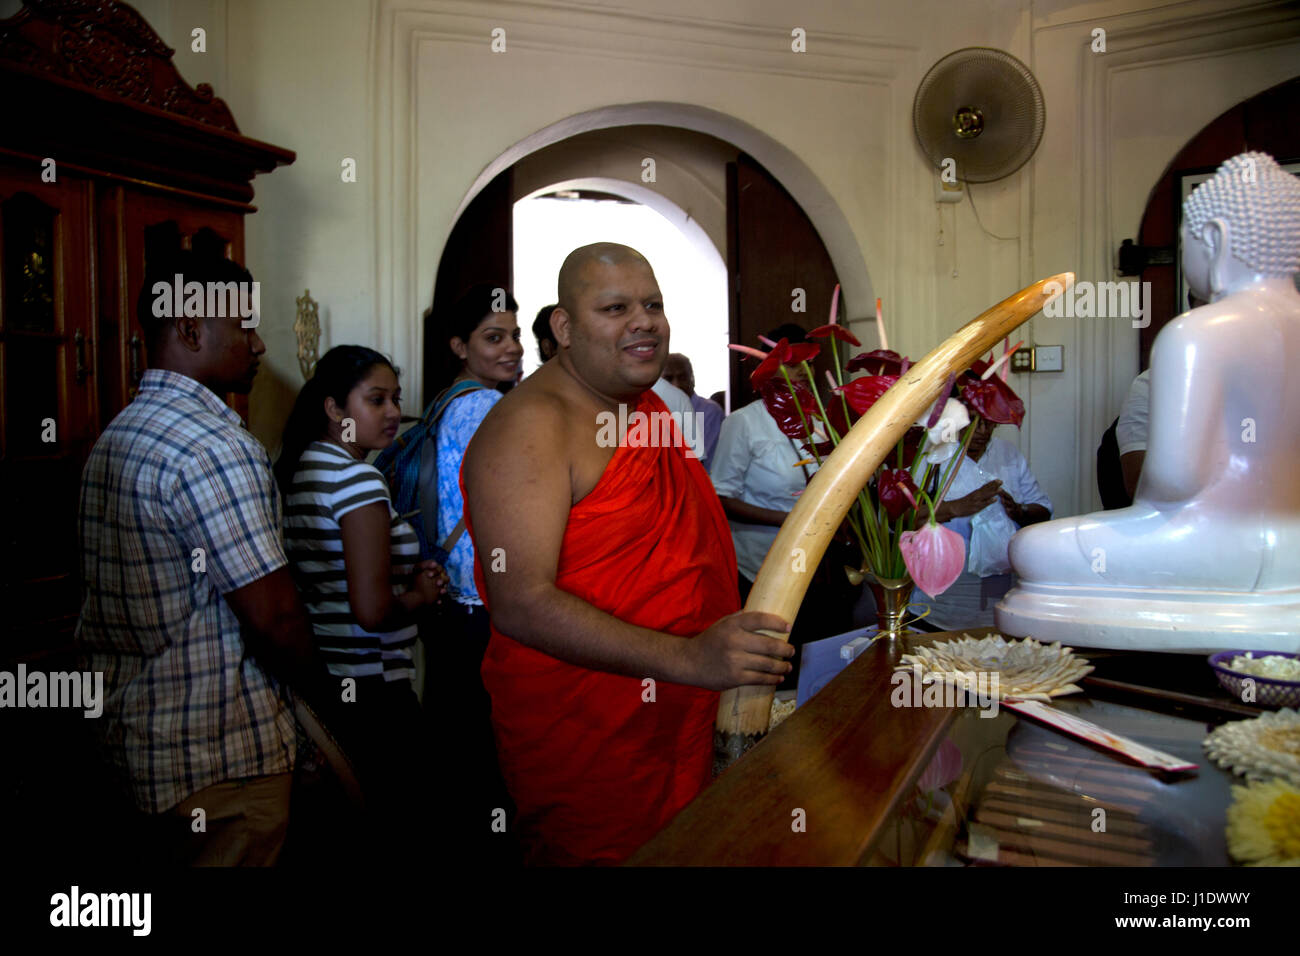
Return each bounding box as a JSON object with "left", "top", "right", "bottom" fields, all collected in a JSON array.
[{"left": 76, "top": 369, "right": 296, "bottom": 813}]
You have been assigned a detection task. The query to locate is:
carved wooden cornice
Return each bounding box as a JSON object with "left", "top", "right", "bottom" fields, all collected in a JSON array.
[
  {"left": 0, "top": 0, "right": 293, "bottom": 207},
  {"left": 0, "top": 0, "right": 238, "bottom": 132}
]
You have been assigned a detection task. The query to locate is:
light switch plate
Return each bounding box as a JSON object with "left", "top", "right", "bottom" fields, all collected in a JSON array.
[{"left": 1034, "top": 345, "right": 1064, "bottom": 372}]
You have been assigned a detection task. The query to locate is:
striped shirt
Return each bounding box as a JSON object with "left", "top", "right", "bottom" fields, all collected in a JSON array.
[
  {"left": 283, "top": 441, "right": 420, "bottom": 682},
  {"left": 75, "top": 369, "right": 297, "bottom": 814}
]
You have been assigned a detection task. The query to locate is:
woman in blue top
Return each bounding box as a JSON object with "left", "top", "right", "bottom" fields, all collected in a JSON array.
[
  {"left": 427, "top": 286, "right": 523, "bottom": 614},
  {"left": 425, "top": 284, "right": 523, "bottom": 856}
]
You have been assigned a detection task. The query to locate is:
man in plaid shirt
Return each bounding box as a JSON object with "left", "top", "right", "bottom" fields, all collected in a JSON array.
[{"left": 77, "top": 249, "right": 319, "bottom": 865}]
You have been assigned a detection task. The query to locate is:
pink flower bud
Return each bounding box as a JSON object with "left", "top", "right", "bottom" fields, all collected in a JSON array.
[{"left": 899, "top": 521, "right": 965, "bottom": 598}]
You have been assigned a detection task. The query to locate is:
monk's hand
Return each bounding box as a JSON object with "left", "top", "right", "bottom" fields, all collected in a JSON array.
[{"left": 683, "top": 612, "right": 794, "bottom": 690}]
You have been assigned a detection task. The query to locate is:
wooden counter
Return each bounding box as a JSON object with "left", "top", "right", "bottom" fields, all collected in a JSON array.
[{"left": 629, "top": 631, "right": 972, "bottom": 866}]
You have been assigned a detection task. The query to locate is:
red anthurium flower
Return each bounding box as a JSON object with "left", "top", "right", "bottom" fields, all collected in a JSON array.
[
  {"left": 805, "top": 438, "right": 835, "bottom": 458},
  {"left": 900, "top": 521, "right": 965, "bottom": 598},
  {"left": 959, "top": 375, "right": 1025, "bottom": 427},
  {"left": 808, "top": 324, "right": 862, "bottom": 347},
  {"left": 751, "top": 338, "right": 791, "bottom": 389},
  {"left": 837, "top": 374, "right": 898, "bottom": 416},
  {"left": 847, "top": 349, "right": 906, "bottom": 376},
  {"left": 750, "top": 339, "right": 821, "bottom": 389},
  {"left": 824, "top": 389, "right": 853, "bottom": 439},
  {"left": 787, "top": 342, "right": 820, "bottom": 364},
  {"left": 899, "top": 424, "right": 925, "bottom": 469},
  {"left": 758, "top": 379, "right": 821, "bottom": 439},
  {"left": 878, "top": 468, "right": 918, "bottom": 521}
]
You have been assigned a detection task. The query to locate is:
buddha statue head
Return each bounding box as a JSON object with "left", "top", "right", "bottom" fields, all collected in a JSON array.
[{"left": 1181, "top": 151, "right": 1300, "bottom": 300}]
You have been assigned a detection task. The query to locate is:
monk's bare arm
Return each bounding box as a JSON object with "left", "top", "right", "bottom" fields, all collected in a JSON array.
[{"left": 463, "top": 395, "right": 793, "bottom": 691}]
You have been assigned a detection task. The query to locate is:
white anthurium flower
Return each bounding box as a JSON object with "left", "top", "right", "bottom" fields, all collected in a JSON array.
[{"left": 915, "top": 398, "right": 970, "bottom": 465}]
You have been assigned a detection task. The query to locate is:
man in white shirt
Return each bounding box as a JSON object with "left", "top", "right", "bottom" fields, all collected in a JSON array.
[
  {"left": 662, "top": 352, "right": 724, "bottom": 469},
  {"left": 709, "top": 398, "right": 810, "bottom": 586},
  {"left": 1115, "top": 369, "right": 1150, "bottom": 499},
  {"left": 924, "top": 417, "right": 1052, "bottom": 631},
  {"left": 651, "top": 375, "right": 706, "bottom": 461},
  {"left": 710, "top": 389, "right": 855, "bottom": 672}
]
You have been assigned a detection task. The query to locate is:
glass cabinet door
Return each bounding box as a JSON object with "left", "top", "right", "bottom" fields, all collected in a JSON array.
[{"left": 0, "top": 167, "right": 96, "bottom": 650}]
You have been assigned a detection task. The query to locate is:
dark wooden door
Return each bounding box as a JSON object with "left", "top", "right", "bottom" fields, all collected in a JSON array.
[
  {"left": 425, "top": 168, "right": 514, "bottom": 406},
  {"left": 727, "top": 154, "right": 842, "bottom": 412},
  {"left": 0, "top": 164, "right": 96, "bottom": 651}
]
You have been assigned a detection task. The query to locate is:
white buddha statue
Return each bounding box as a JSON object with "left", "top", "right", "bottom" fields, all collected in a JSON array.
[{"left": 997, "top": 151, "right": 1300, "bottom": 652}]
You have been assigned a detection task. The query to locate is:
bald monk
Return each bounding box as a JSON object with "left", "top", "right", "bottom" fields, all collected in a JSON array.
[{"left": 461, "top": 243, "right": 794, "bottom": 865}]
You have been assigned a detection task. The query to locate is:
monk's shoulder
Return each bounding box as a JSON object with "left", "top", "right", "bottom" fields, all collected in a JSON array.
[{"left": 473, "top": 376, "right": 570, "bottom": 451}]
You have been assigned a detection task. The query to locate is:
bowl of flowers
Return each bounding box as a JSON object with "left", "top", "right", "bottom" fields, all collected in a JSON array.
[{"left": 1208, "top": 650, "right": 1300, "bottom": 708}]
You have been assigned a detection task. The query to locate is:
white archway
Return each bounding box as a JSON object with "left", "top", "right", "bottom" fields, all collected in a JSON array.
[
  {"left": 452, "top": 102, "right": 874, "bottom": 319},
  {"left": 517, "top": 176, "right": 723, "bottom": 265},
  {"left": 513, "top": 177, "right": 730, "bottom": 395}
]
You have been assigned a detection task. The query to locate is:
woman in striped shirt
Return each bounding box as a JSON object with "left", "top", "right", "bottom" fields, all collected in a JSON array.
[{"left": 275, "top": 346, "right": 446, "bottom": 827}]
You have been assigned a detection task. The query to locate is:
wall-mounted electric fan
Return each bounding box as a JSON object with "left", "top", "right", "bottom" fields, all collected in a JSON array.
[{"left": 913, "top": 47, "right": 1046, "bottom": 183}]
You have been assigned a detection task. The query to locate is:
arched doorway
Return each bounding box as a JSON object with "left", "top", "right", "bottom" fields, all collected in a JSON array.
[
  {"left": 512, "top": 178, "right": 729, "bottom": 398},
  {"left": 423, "top": 104, "right": 872, "bottom": 408}
]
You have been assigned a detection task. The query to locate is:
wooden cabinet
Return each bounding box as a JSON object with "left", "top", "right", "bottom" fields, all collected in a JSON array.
[
  {"left": 0, "top": 167, "right": 96, "bottom": 643},
  {"left": 99, "top": 188, "right": 249, "bottom": 419},
  {"left": 0, "top": 0, "right": 293, "bottom": 654}
]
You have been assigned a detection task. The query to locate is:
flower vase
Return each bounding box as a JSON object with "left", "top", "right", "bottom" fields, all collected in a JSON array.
[{"left": 867, "top": 575, "right": 914, "bottom": 641}]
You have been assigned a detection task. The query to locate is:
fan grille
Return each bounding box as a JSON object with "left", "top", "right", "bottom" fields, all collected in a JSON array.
[{"left": 913, "top": 47, "right": 1045, "bottom": 183}]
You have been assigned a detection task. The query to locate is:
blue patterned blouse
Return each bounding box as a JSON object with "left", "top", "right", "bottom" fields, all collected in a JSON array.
[{"left": 434, "top": 388, "right": 501, "bottom": 605}]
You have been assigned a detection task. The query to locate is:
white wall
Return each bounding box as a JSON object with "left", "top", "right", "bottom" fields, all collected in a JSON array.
[{"left": 118, "top": 0, "right": 1300, "bottom": 515}]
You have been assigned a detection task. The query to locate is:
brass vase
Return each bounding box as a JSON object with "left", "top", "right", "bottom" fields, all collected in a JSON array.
[{"left": 867, "top": 575, "right": 915, "bottom": 640}]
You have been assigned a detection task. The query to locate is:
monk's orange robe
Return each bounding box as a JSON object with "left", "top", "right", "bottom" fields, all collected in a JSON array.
[{"left": 463, "top": 389, "right": 738, "bottom": 865}]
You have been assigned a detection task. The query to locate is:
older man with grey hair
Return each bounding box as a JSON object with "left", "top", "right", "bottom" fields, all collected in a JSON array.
[{"left": 662, "top": 352, "right": 723, "bottom": 468}]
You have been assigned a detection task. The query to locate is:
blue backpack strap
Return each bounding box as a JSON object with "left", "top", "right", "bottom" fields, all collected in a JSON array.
[
  {"left": 374, "top": 378, "right": 484, "bottom": 558},
  {"left": 425, "top": 378, "right": 484, "bottom": 425}
]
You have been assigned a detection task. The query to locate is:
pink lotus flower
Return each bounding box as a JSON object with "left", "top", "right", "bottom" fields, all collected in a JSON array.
[{"left": 900, "top": 521, "right": 965, "bottom": 597}]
